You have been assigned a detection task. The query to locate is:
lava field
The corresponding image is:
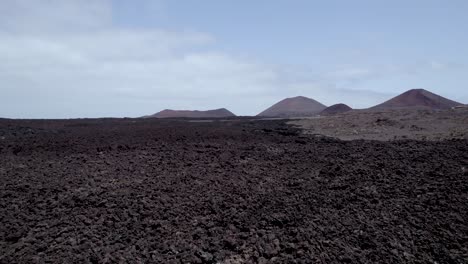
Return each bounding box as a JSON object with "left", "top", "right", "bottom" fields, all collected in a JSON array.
[{"left": 0, "top": 118, "right": 467, "bottom": 263}]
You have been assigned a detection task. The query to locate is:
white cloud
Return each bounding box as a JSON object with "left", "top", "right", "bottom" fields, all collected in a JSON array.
[
  {"left": 0, "top": 0, "right": 399, "bottom": 118},
  {"left": 0, "top": 0, "right": 112, "bottom": 33}
]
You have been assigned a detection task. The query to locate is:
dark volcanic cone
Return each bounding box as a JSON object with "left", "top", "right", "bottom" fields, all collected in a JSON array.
[
  {"left": 320, "top": 103, "right": 352, "bottom": 115},
  {"left": 372, "top": 89, "right": 462, "bottom": 109},
  {"left": 257, "top": 96, "right": 326, "bottom": 117},
  {"left": 148, "top": 108, "right": 236, "bottom": 118}
]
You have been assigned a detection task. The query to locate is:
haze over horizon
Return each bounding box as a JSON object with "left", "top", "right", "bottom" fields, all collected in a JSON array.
[{"left": 1, "top": 0, "right": 468, "bottom": 118}]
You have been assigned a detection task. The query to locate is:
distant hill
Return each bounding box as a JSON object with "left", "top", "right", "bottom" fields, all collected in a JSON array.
[
  {"left": 257, "top": 96, "right": 326, "bottom": 117},
  {"left": 372, "top": 89, "right": 462, "bottom": 109},
  {"left": 147, "top": 108, "right": 236, "bottom": 118},
  {"left": 320, "top": 103, "right": 352, "bottom": 115}
]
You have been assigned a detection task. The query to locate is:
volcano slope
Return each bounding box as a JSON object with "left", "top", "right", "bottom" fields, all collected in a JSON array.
[{"left": 0, "top": 118, "right": 467, "bottom": 263}]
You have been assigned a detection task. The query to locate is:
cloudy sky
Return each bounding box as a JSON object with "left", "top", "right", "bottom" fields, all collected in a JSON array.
[{"left": 1, "top": 0, "right": 467, "bottom": 118}]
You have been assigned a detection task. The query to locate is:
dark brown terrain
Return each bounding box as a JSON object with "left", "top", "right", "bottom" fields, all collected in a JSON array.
[
  {"left": 257, "top": 96, "right": 326, "bottom": 117},
  {"left": 1, "top": 116, "right": 467, "bottom": 263},
  {"left": 320, "top": 104, "right": 352, "bottom": 115},
  {"left": 148, "top": 108, "right": 236, "bottom": 118},
  {"left": 371, "top": 89, "right": 462, "bottom": 110}
]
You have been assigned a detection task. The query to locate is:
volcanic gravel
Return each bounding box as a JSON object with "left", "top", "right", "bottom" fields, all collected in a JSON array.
[
  {"left": 0, "top": 118, "right": 467, "bottom": 263},
  {"left": 290, "top": 108, "right": 468, "bottom": 141}
]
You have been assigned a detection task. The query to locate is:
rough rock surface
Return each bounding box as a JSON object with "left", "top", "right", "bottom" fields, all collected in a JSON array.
[{"left": 0, "top": 118, "right": 467, "bottom": 263}]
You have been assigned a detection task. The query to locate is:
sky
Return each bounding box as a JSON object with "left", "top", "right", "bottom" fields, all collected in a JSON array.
[{"left": 1, "top": 0, "right": 467, "bottom": 118}]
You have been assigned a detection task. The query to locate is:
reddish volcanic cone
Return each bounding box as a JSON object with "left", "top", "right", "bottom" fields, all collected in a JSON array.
[
  {"left": 320, "top": 103, "right": 352, "bottom": 115},
  {"left": 257, "top": 96, "right": 326, "bottom": 117},
  {"left": 372, "top": 89, "right": 462, "bottom": 110},
  {"left": 147, "top": 108, "right": 236, "bottom": 118}
]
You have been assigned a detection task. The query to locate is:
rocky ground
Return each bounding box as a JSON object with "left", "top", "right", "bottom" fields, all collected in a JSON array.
[
  {"left": 289, "top": 108, "right": 468, "bottom": 141},
  {"left": 0, "top": 117, "right": 467, "bottom": 263}
]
